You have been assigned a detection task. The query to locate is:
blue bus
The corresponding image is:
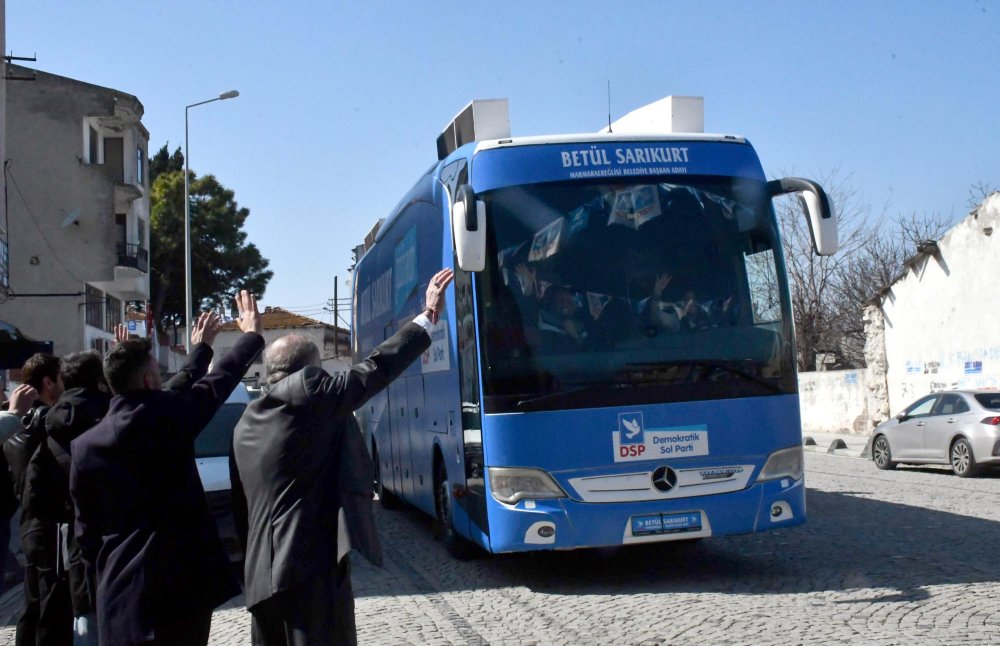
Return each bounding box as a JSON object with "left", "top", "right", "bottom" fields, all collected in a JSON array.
[{"left": 352, "top": 99, "right": 836, "bottom": 557}]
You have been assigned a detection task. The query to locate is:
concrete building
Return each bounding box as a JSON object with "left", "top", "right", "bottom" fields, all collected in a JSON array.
[
  {"left": 0, "top": 65, "right": 150, "bottom": 356},
  {"left": 214, "top": 307, "right": 350, "bottom": 385},
  {"left": 1, "top": 8, "right": 7, "bottom": 300}
]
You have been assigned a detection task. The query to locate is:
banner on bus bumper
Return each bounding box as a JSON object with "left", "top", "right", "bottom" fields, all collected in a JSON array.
[{"left": 613, "top": 412, "right": 708, "bottom": 462}]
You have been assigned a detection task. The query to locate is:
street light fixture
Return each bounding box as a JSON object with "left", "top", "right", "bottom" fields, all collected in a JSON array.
[{"left": 184, "top": 90, "right": 239, "bottom": 353}]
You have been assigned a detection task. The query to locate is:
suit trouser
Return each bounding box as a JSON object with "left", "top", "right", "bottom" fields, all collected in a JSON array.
[
  {"left": 14, "top": 563, "right": 39, "bottom": 646},
  {"left": 18, "top": 526, "right": 73, "bottom": 646},
  {"left": 250, "top": 558, "right": 356, "bottom": 646},
  {"left": 16, "top": 562, "right": 74, "bottom": 646}
]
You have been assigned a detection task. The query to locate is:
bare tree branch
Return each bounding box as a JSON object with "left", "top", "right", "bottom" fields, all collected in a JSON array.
[{"left": 776, "top": 169, "right": 954, "bottom": 371}]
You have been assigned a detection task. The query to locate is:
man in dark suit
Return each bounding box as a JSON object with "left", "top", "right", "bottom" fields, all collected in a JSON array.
[
  {"left": 69, "top": 292, "right": 264, "bottom": 646},
  {"left": 233, "top": 268, "right": 453, "bottom": 646}
]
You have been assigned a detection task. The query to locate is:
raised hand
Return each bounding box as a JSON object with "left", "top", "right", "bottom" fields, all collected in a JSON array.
[
  {"left": 190, "top": 311, "right": 223, "bottom": 347},
  {"left": 114, "top": 323, "right": 130, "bottom": 344},
  {"left": 423, "top": 268, "right": 454, "bottom": 325},
  {"left": 653, "top": 272, "right": 673, "bottom": 299},
  {"left": 8, "top": 383, "right": 39, "bottom": 416},
  {"left": 235, "top": 290, "right": 263, "bottom": 335}
]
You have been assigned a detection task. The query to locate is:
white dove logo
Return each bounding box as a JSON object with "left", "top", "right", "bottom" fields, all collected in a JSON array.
[{"left": 623, "top": 418, "right": 641, "bottom": 439}]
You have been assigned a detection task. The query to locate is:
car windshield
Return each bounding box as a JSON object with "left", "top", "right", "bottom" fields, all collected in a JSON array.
[
  {"left": 195, "top": 403, "right": 246, "bottom": 458},
  {"left": 474, "top": 176, "right": 796, "bottom": 413},
  {"left": 975, "top": 393, "right": 1000, "bottom": 410}
]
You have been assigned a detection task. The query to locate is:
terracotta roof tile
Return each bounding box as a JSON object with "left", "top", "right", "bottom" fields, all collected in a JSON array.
[{"left": 219, "top": 307, "right": 344, "bottom": 332}]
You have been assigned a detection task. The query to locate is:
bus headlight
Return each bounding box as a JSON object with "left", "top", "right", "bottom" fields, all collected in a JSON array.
[
  {"left": 488, "top": 467, "right": 566, "bottom": 504},
  {"left": 756, "top": 446, "right": 804, "bottom": 482}
]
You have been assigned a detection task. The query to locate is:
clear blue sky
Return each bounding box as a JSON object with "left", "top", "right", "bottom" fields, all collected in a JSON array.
[{"left": 7, "top": 1, "right": 998, "bottom": 324}]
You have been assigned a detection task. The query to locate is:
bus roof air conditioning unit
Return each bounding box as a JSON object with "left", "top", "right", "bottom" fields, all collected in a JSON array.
[
  {"left": 437, "top": 99, "right": 510, "bottom": 160},
  {"left": 603, "top": 95, "right": 704, "bottom": 135}
]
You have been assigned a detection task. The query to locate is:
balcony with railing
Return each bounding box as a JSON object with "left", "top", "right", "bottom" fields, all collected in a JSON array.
[{"left": 116, "top": 242, "right": 149, "bottom": 273}]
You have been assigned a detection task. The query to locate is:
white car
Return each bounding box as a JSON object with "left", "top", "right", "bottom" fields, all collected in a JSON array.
[
  {"left": 196, "top": 383, "right": 253, "bottom": 561},
  {"left": 871, "top": 390, "right": 1000, "bottom": 477}
]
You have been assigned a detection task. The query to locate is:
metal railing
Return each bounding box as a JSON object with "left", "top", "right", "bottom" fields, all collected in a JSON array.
[{"left": 116, "top": 242, "right": 149, "bottom": 273}]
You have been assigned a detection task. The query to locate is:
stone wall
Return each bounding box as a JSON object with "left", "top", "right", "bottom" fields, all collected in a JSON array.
[
  {"left": 878, "top": 193, "right": 1000, "bottom": 414},
  {"left": 863, "top": 304, "right": 890, "bottom": 424}
]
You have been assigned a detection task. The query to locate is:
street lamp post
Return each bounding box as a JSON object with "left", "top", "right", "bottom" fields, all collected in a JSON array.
[{"left": 184, "top": 90, "right": 239, "bottom": 353}]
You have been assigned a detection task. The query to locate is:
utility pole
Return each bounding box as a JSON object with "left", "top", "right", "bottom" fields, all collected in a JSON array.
[{"left": 333, "top": 276, "right": 338, "bottom": 358}]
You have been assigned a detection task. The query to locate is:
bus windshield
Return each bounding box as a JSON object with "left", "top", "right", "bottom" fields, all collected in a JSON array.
[{"left": 474, "top": 176, "right": 796, "bottom": 414}]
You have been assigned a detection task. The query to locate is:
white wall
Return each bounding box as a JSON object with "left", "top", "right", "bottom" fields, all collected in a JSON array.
[
  {"left": 881, "top": 194, "right": 1000, "bottom": 414},
  {"left": 798, "top": 368, "right": 871, "bottom": 434}
]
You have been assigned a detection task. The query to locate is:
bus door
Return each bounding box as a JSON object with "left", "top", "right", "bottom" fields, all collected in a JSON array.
[
  {"left": 404, "top": 375, "right": 425, "bottom": 502},
  {"left": 381, "top": 321, "right": 404, "bottom": 497},
  {"left": 386, "top": 379, "right": 409, "bottom": 499}
]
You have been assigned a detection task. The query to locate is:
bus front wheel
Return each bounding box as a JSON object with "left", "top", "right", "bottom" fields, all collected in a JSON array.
[{"left": 434, "top": 462, "right": 478, "bottom": 560}]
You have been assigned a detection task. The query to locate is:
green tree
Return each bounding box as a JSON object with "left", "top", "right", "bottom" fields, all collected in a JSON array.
[
  {"left": 149, "top": 149, "right": 272, "bottom": 333},
  {"left": 149, "top": 144, "right": 185, "bottom": 183}
]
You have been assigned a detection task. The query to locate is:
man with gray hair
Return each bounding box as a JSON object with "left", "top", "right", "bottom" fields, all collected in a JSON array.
[
  {"left": 262, "top": 334, "right": 322, "bottom": 387},
  {"left": 232, "top": 268, "right": 453, "bottom": 646}
]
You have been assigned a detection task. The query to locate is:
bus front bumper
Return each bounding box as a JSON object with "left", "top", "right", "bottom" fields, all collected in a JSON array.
[{"left": 485, "top": 476, "right": 805, "bottom": 553}]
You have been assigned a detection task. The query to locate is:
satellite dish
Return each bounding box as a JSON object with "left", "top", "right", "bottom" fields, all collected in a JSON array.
[{"left": 61, "top": 208, "right": 81, "bottom": 227}]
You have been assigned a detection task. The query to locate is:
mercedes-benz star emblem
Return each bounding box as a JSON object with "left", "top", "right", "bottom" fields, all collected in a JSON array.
[{"left": 651, "top": 466, "right": 677, "bottom": 493}]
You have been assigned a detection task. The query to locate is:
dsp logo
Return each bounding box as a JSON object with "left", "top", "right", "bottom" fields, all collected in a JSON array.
[
  {"left": 618, "top": 412, "right": 645, "bottom": 459},
  {"left": 620, "top": 443, "right": 646, "bottom": 458}
]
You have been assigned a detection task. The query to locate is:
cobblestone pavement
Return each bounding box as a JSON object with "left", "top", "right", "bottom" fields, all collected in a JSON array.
[{"left": 3, "top": 449, "right": 1000, "bottom": 645}]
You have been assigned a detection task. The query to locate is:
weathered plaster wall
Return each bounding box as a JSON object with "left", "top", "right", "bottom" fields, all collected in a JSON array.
[
  {"left": 863, "top": 304, "right": 890, "bottom": 423},
  {"left": 799, "top": 368, "right": 871, "bottom": 434},
  {"left": 880, "top": 194, "right": 1000, "bottom": 414}
]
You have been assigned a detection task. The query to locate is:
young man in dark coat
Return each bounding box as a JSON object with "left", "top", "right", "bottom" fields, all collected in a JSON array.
[
  {"left": 232, "top": 268, "right": 453, "bottom": 646},
  {"left": 3, "top": 353, "right": 63, "bottom": 646},
  {"left": 69, "top": 292, "right": 263, "bottom": 646},
  {"left": 0, "top": 383, "right": 36, "bottom": 594},
  {"left": 20, "top": 351, "right": 111, "bottom": 646}
]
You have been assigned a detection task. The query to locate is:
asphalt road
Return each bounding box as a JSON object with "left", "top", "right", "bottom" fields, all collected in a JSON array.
[{"left": 4, "top": 449, "right": 1000, "bottom": 645}]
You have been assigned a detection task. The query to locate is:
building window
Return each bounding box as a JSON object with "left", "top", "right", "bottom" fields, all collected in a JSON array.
[
  {"left": 90, "top": 337, "right": 110, "bottom": 357},
  {"left": 136, "top": 147, "right": 144, "bottom": 185},
  {"left": 105, "top": 295, "right": 122, "bottom": 332},
  {"left": 137, "top": 218, "right": 146, "bottom": 247},
  {"left": 85, "top": 285, "right": 103, "bottom": 328},
  {"left": 88, "top": 126, "right": 99, "bottom": 164}
]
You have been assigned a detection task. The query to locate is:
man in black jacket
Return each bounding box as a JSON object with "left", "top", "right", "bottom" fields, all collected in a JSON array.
[
  {"left": 26, "top": 350, "right": 111, "bottom": 646},
  {"left": 3, "top": 353, "right": 63, "bottom": 646},
  {"left": 70, "top": 292, "right": 263, "bottom": 646},
  {"left": 0, "top": 383, "right": 36, "bottom": 594},
  {"left": 19, "top": 351, "right": 110, "bottom": 646},
  {"left": 232, "top": 268, "right": 453, "bottom": 646}
]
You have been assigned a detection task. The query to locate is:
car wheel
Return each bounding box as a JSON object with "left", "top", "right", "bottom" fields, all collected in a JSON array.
[
  {"left": 373, "top": 444, "right": 402, "bottom": 509},
  {"left": 950, "top": 437, "right": 979, "bottom": 478},
  {"left": 873, "top": 435, "right": 896, "bottom": 470},
  {"left": 434, "top": 462, "right": 478, "bottom": 560}
]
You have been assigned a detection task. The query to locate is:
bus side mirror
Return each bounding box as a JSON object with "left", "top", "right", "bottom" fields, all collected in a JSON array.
[
  {"left": 451, "top": 184, "right": 486, "bottom": 271},
  {"left": 768, "top": 177, "right": 838, "bottom": 256}
]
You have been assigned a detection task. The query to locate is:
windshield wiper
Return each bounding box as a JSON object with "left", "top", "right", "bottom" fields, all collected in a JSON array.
[{"left": 620, "top": 360, "right": 784, "bottom": 393}]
